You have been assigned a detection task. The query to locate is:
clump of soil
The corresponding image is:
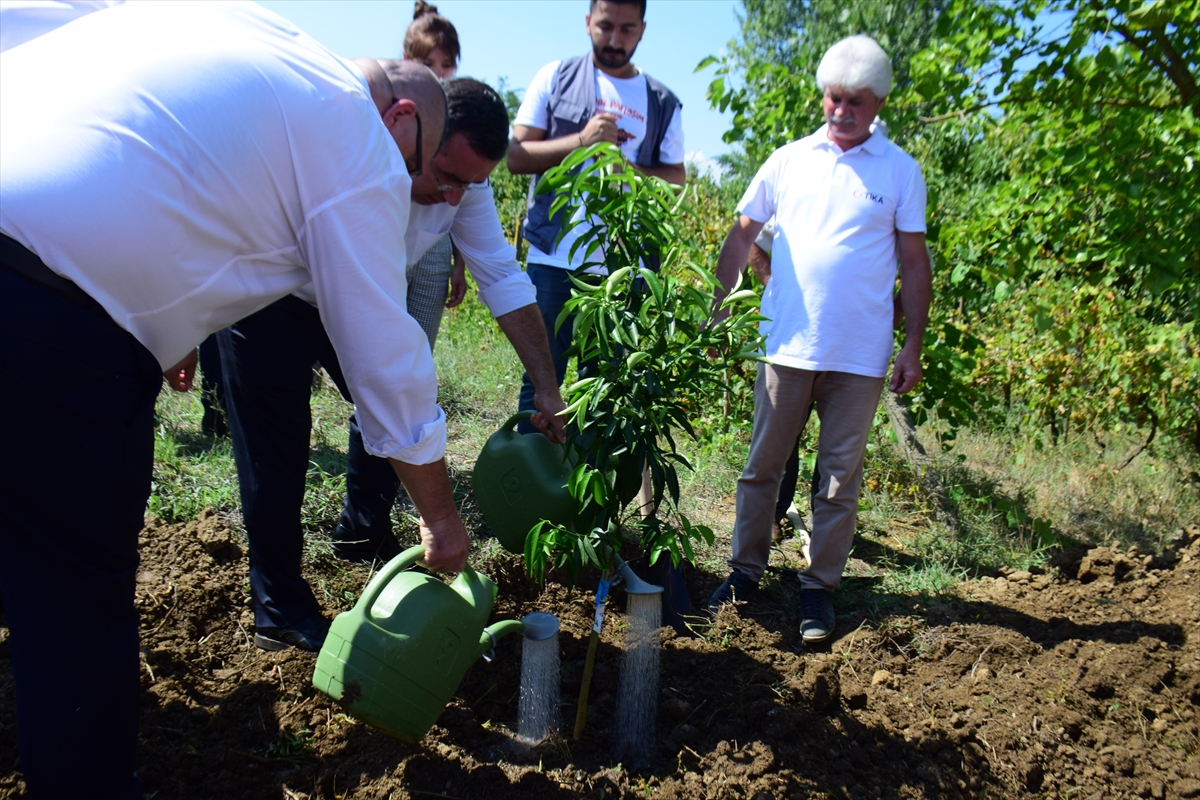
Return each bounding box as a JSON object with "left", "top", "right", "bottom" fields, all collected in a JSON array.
[{"left": 2, "top": 516, "right": 1198, "bottom": 799}]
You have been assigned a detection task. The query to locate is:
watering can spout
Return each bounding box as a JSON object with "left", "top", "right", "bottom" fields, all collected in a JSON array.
[
  {"left": 479, "top": 612, "right": 560, "bottom": 660},
  {"left": 616, "top": 559, "right": 664, "bottom": 596},
  {"left": 479, "top": 619, "right": 524, "bottom": 661}
]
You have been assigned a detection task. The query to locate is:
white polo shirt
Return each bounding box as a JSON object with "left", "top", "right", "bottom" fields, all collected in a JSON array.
[
  {"left": 0, "top": 1, "right": 446, "bottom": 465},
  {"left": 738, "top": 124, "right": 927, "bottom": 378}
]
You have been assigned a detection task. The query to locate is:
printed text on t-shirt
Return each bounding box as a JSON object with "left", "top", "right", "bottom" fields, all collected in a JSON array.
[
  {"left": 597, "top": 98, "right": 642, "bottom": 145},
  {"left": 596, "top": 98, "right": 645, "bottom": 123},
  {"left": 852, "top": 189, "right": 887, "bottom": 205}
]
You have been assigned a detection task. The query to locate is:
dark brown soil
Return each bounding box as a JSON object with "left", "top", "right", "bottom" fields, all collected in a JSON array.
[{"left": 2, "top": 513, "right": 1198, "bottom": 799}]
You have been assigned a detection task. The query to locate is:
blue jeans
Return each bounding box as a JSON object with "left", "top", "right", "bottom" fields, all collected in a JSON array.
[
  {"left": 1, "top": 267, "right": 155, "bottom": 799},
  {"left": 516, "top": 263, "right": 577, "bottom": 435}
]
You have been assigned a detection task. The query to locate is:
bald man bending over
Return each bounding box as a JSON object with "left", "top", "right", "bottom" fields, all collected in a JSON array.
[{"left": 0, "top": 4, "right": 454, "bottom": 796}]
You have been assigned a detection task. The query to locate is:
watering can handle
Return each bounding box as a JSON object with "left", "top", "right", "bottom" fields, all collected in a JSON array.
[
  {"left": 358, "top": 544, "right": 476, "bottom": 614},
  {"left": 500, "top": 411, "right": 535, "bottom": 432},
  {"left": 497, "top": 410, "right": 577, "bottom": 465}
]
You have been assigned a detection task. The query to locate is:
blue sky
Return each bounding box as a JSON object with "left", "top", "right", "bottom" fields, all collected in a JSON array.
[{"left": 258, "top": 0, "right": 743, "bottom": 172}]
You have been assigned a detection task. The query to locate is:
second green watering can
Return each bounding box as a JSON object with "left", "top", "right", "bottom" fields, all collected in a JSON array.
[
  {"left": 473, "top": 411, "right": 577, "bottom": 553},
  {"left": 312, "top": 545, "right": 547, "bottom": 743}
]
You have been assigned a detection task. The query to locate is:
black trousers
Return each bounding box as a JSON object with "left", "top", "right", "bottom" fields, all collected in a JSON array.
[
  {"left": 216, "top": 296, "right": 399, "bottom": 629},
  {"left": 1, "top": 267, "right": 156, "bottom": 799}
]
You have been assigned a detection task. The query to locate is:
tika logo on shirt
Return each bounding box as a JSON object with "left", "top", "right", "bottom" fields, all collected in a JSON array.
[{"left": 852, "top": 189, "right": 886, "bottom": 205}]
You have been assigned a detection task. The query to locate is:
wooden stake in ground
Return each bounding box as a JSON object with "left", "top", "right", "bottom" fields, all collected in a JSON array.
[
  {"left": 573, "top": 574, "right": 611, "bottom": 739},
  {"left": 573, "top": 628, "right": 600, "bottom": 739}
]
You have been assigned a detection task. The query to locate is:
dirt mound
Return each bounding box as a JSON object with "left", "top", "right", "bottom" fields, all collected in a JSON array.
[{"left": 1, "top": 519, "right": 1197, "bottom": 799}]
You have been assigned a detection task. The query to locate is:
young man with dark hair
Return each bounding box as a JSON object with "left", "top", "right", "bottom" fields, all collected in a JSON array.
[
  {"left": 507, "top": 0, "right": 685, "bottom": 432},
  {"left": 219, "top": 77, "right": 568, "bottom": 654},
  {"left": 442, "top": 77, "right": 510, "bottom": 162}
]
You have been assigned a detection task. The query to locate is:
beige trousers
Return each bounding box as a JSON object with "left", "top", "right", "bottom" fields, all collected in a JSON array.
[{"left": 730, "top": 363, "right": 884, "bottom": 590}]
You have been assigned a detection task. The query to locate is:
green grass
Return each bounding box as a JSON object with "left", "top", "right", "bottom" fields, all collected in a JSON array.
[
  {"left": 944, "top": 419, "right": 1200, "bottom": 553},
  {"left": 149, "top": 390, "right": 240, "bottom": 522}
]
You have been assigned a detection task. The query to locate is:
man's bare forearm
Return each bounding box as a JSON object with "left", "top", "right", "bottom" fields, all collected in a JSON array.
[
  {"left": 748, "top": 243, "right": 771, "bottom": 286},
  {"left": 388, "top": 458, "right": 458, "bottom": 524},
  {"left": 496, "top": 303, "right": 566, "bottom": 441},
  {"left": 896, "top": 233, "right": 932, "bottom": 351},
  {"left": 631, "top": 161, "right": 686, "bottom": 186},
  {"left": 713, "top": 217, "right": 764, "bottom": 315},
  {"left": 387, "top": 457, "right": 470, "bottom": 572},
  {"left": 507, "top": 134, "right": 584, "bottom": 175},
  {"left": 495, "top": 303, "right": 559, "bottom": 398}
]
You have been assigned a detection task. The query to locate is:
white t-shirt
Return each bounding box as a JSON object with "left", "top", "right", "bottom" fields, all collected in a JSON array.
[
  {"left": 0, "top": 0, "right": 120, "bottom": 52},
  {"left": 0, "top": 1, "right": 445, "bottom": 465},
  {"left": 738, "top": 124, "right": 927, "bottom": 378},
  {"left": 515, "top": 59, "right": 684, "bottom": 271}
]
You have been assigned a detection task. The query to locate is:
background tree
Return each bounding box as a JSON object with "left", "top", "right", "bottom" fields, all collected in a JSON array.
[
  {"left": 702, "top": 0, "right": 1199, "bottom": 456},
  {"left": 910, "top": 0, "right": 1199, "bottom": 451}
]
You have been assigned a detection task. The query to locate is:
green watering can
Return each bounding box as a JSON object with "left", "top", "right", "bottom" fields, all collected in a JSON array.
[
  {"left": 312, "top": 545, "right": 555, "bottom": 743},
  {"left": 473, "top": 411, "right": 577, "bottom": 554}
]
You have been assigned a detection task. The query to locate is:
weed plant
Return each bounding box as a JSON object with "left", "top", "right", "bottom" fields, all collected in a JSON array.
[{"left": 943, "top": 413, "right": 1200, "bottom": 553}]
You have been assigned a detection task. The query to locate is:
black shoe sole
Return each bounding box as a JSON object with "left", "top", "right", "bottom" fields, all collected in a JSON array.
[{"left": 253, "top": 633, "right": 290, "bottom": 652}]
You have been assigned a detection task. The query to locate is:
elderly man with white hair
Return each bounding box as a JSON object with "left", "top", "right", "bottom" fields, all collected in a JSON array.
[{"left": 707, "top": 35, "right": 932, "bottom": 644}]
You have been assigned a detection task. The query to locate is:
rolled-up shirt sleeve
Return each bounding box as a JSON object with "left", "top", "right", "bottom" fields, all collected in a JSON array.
[
  {"left": 301, "top": 173, "right": 447, "bottom": 465},
  {"left": 450, "top": 185, "right": 536, "bottom": 317}
]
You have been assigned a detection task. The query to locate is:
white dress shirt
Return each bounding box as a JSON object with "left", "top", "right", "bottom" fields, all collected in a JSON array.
[
  {"left": 0, "top": 0, "right": 120, "bottom": 52},
  {"left": 0, "top": 1, "right": 446, "bottom": 464}
]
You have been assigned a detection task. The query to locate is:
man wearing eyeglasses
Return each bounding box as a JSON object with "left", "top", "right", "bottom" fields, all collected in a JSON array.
[
  {"left": 217, "top": 77, "right": 568, "bottom": 654},
  {"left": 0, "top": 4, "right": 452, "bottom": 796}
]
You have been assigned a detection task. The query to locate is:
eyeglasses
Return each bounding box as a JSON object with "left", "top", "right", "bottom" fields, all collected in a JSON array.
[
  {"left": 400, "top": 101, "right": 423, "bottom": 178},
  {"left": 432, "top": 162, "right": 490, "bottom": 193}
]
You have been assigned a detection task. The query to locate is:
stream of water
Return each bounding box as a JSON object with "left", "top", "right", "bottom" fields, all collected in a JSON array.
[
  {"left": 614, "top": 592, "right": 662, "bottom": 766},
  {"left": 517, "top": 631, "right": 560, "bottom": 744}
]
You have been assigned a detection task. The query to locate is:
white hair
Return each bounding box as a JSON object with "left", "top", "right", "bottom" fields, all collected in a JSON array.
[{"left": 815, "top": 35, "right": 893, "bottom": 99}]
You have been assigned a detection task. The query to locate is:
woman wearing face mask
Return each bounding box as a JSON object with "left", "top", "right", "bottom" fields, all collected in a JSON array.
[{"left": 402, "top": 0, "right": 467, "bottom": 348}]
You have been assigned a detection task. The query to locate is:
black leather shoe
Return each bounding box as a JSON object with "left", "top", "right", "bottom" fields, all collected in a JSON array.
[
  {"left": 706, "top": 570, "right": 759, "bottom": 615},
  {"left": 254, "top": 613, "right": 330, "bottom": 653}
]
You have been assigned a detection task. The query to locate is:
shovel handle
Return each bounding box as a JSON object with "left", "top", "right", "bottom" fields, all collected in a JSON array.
[{"left": 359, "top": 544, "right": 476, "bottom": 615}]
